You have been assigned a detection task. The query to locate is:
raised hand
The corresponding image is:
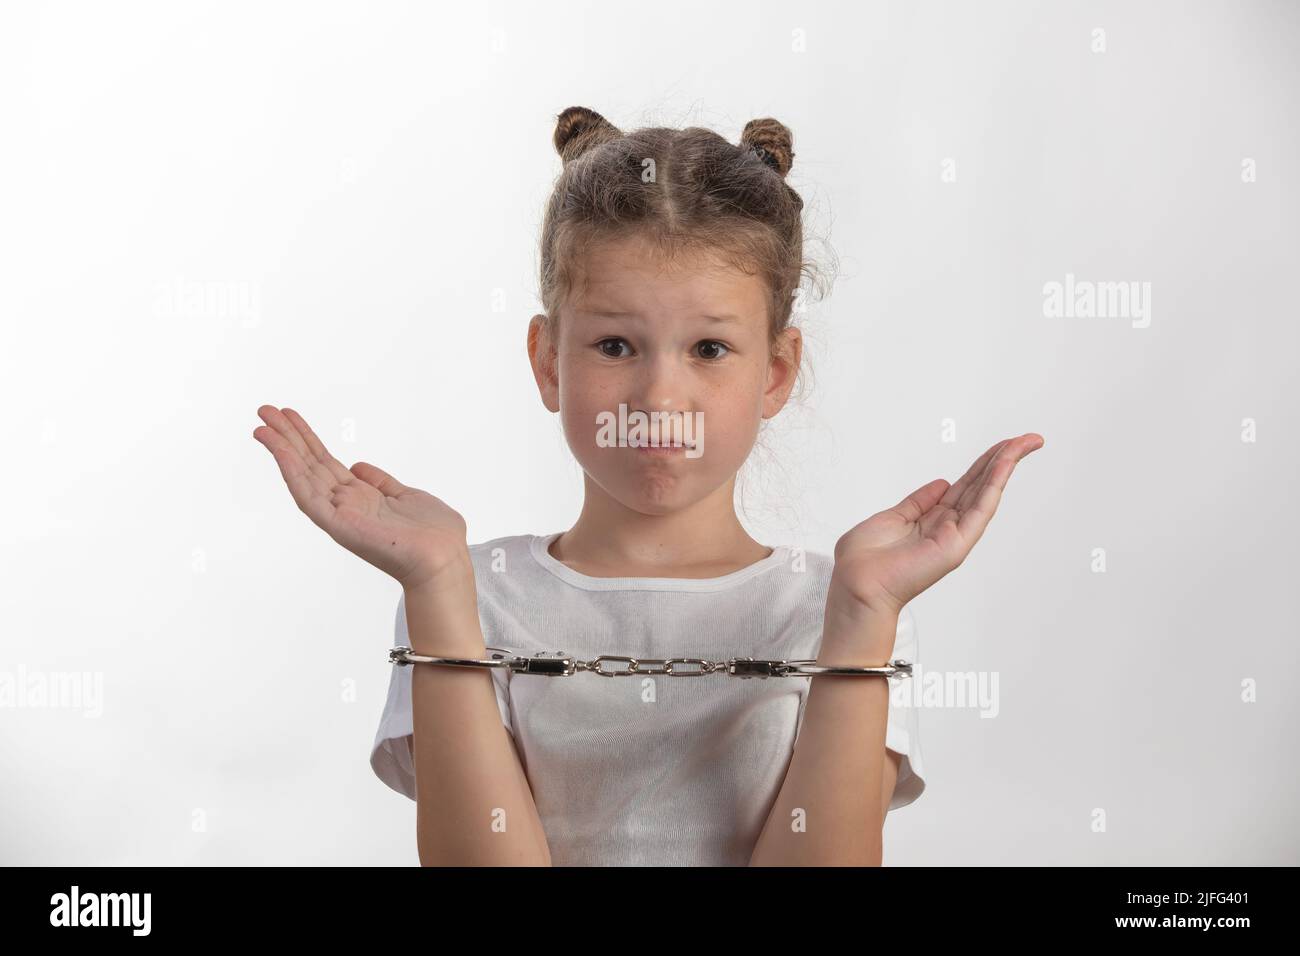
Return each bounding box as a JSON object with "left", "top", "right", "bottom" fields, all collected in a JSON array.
[
  {"left": 252, "top": 405, "right": 469, "bottom": 592},
  {"left": 831, "top": 433, "right": 1044, "bottom": 620}
]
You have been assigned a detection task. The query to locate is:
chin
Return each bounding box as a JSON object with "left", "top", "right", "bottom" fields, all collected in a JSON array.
[{"left": 583, "top": 466, "right": 703, "bottom": 515}]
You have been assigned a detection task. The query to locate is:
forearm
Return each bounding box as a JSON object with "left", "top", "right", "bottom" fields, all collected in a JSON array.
[
  {"left": 404, "top": 556, "right": 551, "bottom": 866},
  {"left": 748, "top": 596, "right": 896, "bottom": 866}
]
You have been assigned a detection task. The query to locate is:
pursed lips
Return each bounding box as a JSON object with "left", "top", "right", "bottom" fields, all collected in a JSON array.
[{"left": 626, "top": 438, "right": 695, "bottom": 449}]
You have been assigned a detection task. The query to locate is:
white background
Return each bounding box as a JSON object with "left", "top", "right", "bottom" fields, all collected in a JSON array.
[{"left": 2, "top": 0, "right": 1296, "bottom": 865}]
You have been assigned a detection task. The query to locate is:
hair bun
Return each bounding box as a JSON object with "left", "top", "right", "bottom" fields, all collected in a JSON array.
[
  {"left": 553, "top": 106, "right": 623, "bottom": 164},
  {"left": 739, "top": 118, "right": 794, "bottom": 178}
]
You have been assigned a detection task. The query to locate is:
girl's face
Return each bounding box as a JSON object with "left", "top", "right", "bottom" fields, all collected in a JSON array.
[{"left": 528, "top": 233, "right": 802, "bottom": 516}]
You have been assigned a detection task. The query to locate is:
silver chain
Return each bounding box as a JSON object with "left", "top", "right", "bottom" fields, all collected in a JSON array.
[{"left": 390, "top": 646, "right": 912, "bottom": 680}]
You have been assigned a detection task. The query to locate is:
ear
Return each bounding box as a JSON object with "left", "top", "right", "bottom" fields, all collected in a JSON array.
[
  {"left": 761, "top": 326, "right": 803, "bottom": 419},
  {"left": 527, "top": 314, "right": 561, "bottom": 413}
]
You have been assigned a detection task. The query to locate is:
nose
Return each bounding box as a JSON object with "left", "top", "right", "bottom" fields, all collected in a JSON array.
[
  {"left": 627, "top": 351, "right": 688, "bottom": 416},
  {"left": 626, "top": 352, "right": 692, "bottom": 442}
]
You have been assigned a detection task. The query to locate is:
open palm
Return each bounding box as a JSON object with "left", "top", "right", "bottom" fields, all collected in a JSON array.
[
  {"left": 832, "top": 433, "right": 1044, "bottom": 617},
  {"left": 252, "top": 405, "right": 468, "bottom": 591}
]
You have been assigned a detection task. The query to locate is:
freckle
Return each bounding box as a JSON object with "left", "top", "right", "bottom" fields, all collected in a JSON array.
[{"left": 391, "top": 541, "right": 396, "bottom": 546}]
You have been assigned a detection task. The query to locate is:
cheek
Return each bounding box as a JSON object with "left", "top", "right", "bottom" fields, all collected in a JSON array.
[
  {"left": 701, "top": 400, "right": 762, "bottom": 455},
  {"left": 701, "top": 366, "right": 768, "bottom": 423},
  {"left": 556, "top": 380, "right": 614, "bottom": 449}
]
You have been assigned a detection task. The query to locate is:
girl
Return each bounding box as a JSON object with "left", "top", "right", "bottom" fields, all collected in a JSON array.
[{"left": 253, "top": 106, "right": 1043, "bottom": 866}]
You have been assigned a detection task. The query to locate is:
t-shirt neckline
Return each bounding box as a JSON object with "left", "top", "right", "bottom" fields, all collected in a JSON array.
[{"left": 528, "top": 532, "right": 790, "bottom": 592}]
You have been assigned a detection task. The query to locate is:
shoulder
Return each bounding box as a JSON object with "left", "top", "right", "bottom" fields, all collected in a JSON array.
[
  {"left": 391, "top": 534, "right": 540, "bottom": 637},
  {"left": 768, "top": 546, "right": 920, "bottom": 658},
  {"left": 764, "top": 545, "right": 835, "bottom": 602},
  {"left": 466, "top": 533, "right": 553, "bottom": 609},
  {"left": 749, "top": 546, "right": 835, "bottom": 654},
  {"left": 467, "top": 533, "right": 535, "bottom": 571},
  {"left": 784, "top": 545, "right": 834, "bottom": 581}
]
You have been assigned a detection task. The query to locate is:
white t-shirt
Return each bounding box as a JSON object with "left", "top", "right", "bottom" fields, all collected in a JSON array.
[{"left": 370, "top": 532, "right": 927, "bottom": 866}]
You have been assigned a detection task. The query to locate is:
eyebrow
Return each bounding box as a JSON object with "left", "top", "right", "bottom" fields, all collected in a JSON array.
[{"left": 582, "top": 310, "right": 744, "bottom": 324}]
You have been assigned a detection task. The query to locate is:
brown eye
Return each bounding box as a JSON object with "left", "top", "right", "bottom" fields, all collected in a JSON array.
[
  {"left": 696, "top": 340, "right": 730, "bottom": 360},
  {"left": 596, "top": 338, "right": 630, "bottom": 358}
]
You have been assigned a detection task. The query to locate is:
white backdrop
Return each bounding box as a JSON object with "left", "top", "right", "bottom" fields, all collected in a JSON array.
[{"left": 2, "top": 0, "right": 1296, "bottom": 865}]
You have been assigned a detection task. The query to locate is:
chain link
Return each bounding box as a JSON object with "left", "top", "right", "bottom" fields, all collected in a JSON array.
[{"left": 575, "top": 656, "right": 721, "bottom": 676}]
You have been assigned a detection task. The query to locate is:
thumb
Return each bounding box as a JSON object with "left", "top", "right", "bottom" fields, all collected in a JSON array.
[
  {"left": 889, "top": 477, "right": 950, "bottom": 522},
  {"left": 349, "top": 461, "right": 412, "bottom": 496}
]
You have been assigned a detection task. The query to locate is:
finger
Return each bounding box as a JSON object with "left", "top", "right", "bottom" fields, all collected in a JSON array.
[
  {"left": 256, "top": 406, "right": 333, "bottom": 497},
  {"left": 253, "top": 425, "right": 337, "bottom": 529},
  {"left": 281, "top": 406, "right": 354, "bottom": 485},
  {"left": 953, "top": 454, "right": 1013, "bottom": 543},
  {"left": 257, "top": 405, "right": 312, "bottom": 461},
  {"left": 921, "top": 440, "right": 1009, "bottom": 538},
  {"left": 954, "top": 433, "right": 1039, "bottom": 515},
  {"left": 938, "top": 438, "right": 1009, "bottom": 511},
  {"left": 350, "top": 461, "right": 413, "bottom": 497},
  {"left": 888, "top": 477, "right": 950, "bottom": 523},
  {"left": 959, "top": 433, "right": 1042, "bottom": 512},
  {"left": 954, "top": 439, "right": 1017, "bottom": 515},
  {"left": 955, "top": 435, "right": 1042, "bottom": 539}
]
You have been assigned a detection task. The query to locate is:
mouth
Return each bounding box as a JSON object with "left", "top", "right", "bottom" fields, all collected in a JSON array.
[{"left": 628, "top": 439, "right": 696, "bottom": 453}]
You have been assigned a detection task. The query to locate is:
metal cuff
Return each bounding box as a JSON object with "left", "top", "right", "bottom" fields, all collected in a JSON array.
[{"left": 390, "top": 646, "right": 912, "bottom": 680}]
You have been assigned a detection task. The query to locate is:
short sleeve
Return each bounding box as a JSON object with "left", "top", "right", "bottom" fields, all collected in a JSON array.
[
  {"left": 880, "top": 606, "right": 925, "bottom": 810},
  {"left": 794, "top": 605, "right": 927, "bottom": 813},
  {"left": 369, "top": 591, "right": 515, "bottom": 801}
]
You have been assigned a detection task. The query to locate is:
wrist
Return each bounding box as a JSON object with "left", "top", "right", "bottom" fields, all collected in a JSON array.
[
  {"left": 402, "top": 562, "right": 485, "bottom": 657},
  {"left": 822, "top": 584, "right": 899, "bottom": 666},
  {"left": 403, "top": 548, "right": 478, "bottom": 619},
  {"left": 402, "top": 546, "right": 475, "bottom": 599},
  {"left": 826, "top": 571, "right": 901, "bottom": 624}
]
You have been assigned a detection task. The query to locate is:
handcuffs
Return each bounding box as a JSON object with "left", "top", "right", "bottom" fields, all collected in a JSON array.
[{"left": 390, "top": 646, "right": 912, "bottom": 680}]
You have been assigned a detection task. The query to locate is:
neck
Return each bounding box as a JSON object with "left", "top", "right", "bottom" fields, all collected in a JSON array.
[{"left": 550, "top": 473, "right": 772, "bottom": 577}]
